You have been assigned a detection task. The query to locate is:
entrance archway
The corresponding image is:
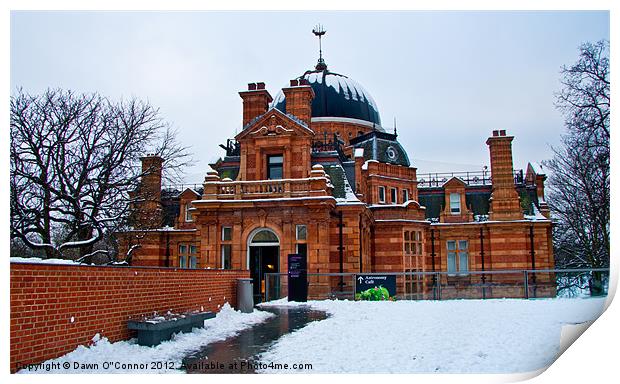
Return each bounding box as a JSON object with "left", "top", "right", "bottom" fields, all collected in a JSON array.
[{"left": 247, "top": 228, "right": 280, "bottom": 303}]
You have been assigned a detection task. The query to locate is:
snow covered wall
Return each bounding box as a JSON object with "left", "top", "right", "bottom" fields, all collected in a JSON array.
[{"left": 9, "top": 262, "right": 249, "bottom": 372}]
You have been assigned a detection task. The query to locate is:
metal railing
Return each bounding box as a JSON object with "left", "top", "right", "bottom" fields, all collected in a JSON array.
[
  {"left": 161, "top": 184, "right": 204, "bottom": 194},
  {"left": 417, "top": 169, "right": 529, "bottom": 188},
  {"left": 264, "top": 268, "right": 609, "bottom": 302},
  {"left": 164, "top": 170, "right": 537, "bottom": 193}
]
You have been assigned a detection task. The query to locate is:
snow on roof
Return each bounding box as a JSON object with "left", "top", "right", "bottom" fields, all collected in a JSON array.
[
  {"left": 524, "top": 203, "right": 548, "bottom": 221},
  {"left": 354, "top": 148, "right": 364, "bottom": 158},
  {"left": 528, "top": 162, "right": 544, "bottom": 175},
  {"left": 361, "top": 160, "right": 379, "bottom": 170},
  {"left": 335, "top": 166, "right": 361, "bottom": 204},
  {"left": 310, "top": 116, "right": 384, "bottom": 131}
]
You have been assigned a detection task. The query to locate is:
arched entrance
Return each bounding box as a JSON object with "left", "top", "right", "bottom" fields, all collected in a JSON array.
[{"left": 247, "top": 228, "right": 280, "bottom": 303}]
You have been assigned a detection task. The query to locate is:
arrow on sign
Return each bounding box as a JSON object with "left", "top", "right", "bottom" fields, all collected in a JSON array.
[{"left": 357, "top": 276, "right": 364, "bottom": 283}]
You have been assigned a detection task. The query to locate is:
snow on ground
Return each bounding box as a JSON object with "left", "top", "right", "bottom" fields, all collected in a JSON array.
[
  {"left": 10, "top": 256, "right": 80, "bottom": 265},
  {"left": 18, "top": 303, "right": 274, "bottom": 374},
  {"left": 257, "top": 297, "right": 607, "bottom": 374}
]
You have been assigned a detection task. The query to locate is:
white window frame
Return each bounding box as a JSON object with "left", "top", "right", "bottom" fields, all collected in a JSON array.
[
  {"left": 296, "top": 225, "right": 307, "bottom": 241},
  {"left": 185, "top": 203, "right": 193, "bottom": 222},
  {"left": 296, "top": 243, "right": 308, "bottom": 255},
  {"left": 179, "top": 255, "right": 187, "bottom": 269},
  {"left": 189, "top": 256, "right": 197, "bottom": 269},
  {"left": 222, "top": 226, "right": 232, "bottom": 241},
  {"left": 403, "top": 189, "right": 409, "bottom": 203},
  {"left": 221, "top": 244, "right": 232, "bottom": 269},
  {"left": 450, "top": 193, "right": 461, "bottom": 214},
  {"left": 390, "top": 188, "right": 398, "bottom": 204},
  {"left": 378, "top": 186, "right": 386, "bottom": 203}
]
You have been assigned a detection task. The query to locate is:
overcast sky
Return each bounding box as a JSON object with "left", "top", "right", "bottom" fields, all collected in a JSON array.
[{"left": 11, "top": 11, "right": 609, "bottom": 182}]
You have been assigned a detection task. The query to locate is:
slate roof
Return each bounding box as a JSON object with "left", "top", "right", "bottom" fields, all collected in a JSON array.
[
  {"left": 323, "top": 163, "right": 348, "bottom": 199},
  {"left": 349, "top": 130, "right": 410, "bottom": 167},
  {"left": 418, "top": 185, "right": 542, "bottom": 220}
]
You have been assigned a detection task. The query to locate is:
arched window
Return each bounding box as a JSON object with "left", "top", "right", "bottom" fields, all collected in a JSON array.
[{"left": 250, "top": 229, "right": 279, "bottom": 244}]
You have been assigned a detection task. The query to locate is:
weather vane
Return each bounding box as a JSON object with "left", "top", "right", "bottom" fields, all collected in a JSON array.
[{"left": 313, "top": 24, "right": 327, "bottom": 70}]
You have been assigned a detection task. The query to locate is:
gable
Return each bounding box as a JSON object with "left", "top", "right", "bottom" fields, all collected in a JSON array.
[
  {"left": 179, "top": 188, "right": 201, "bottom": 200},
  {"left": 235, "top": 107, "right": 314, "bottom": 141},
  {"left": 442, "top": 176, "right": 467, "bottom": 189}
]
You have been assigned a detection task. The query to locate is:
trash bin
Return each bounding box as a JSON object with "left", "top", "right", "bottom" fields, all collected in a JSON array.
[{"left": 237, "top": 278, "right": 254, "bottom": 313}]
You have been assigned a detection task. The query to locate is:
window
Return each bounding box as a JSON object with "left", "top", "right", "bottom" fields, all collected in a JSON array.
[
  {"left": 404, "top": 230, "right": 423, "bottom": 256},
  {"left": 185, "top": 203, "right": 193, "bottom": 222},
  {"left": 179, "top": 244, "right": 197, "bottom": 268},
  {"left": 404, "top": 230, "right": 424, "bottom": 298},
  {"left": 402, "top": 189, "right": 409, "bottom": 203},
  {"left": 267, "top": 154, "right": 283, "bottom": 179},
  {"left": 296, "top": 225, "right": 307, "bottom": 241},
  {"left": 450, "top": 193, "right": 461, "bottom": 214},
  {"left": 221, "top": 226, "right": 232, "bottom": 269},
  {"left": 189, "top": 245, "right": 198, "bottom": 269},
  {"left": 221, "top": 245, "right": 232, "bottom": 269},
  {"left": 250, "top": 230, "right": 278, "bottom": 243},
  {"left": 222, "top": 227, "right": 232, "bottom": 241},
  {"left": 447, "top": 240, "right": 468, "bottom": 276},
  {"left": 458, "top": 240, "right": 469, "bottom": 275},
  {"left": 390, "top": 188, "right": 398, "bottom": 204},
  {"left": 447, "top": 241, "right": 457, "bottom": 275},
  {"left": 296, "top": 243, "right": 307, "bottom": 257},
  {"left": 378, "top": 186, "right": 386, "bottom": 203}
]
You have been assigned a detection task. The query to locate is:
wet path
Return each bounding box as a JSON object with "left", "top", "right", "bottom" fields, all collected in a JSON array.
[{"left": 182, "top": 306, "right": 327, "bottom": 374}]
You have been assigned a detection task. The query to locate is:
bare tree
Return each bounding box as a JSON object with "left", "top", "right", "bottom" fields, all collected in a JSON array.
[
  {"left": 10, "top": 88, "right": 191, "bottom": 261},
  {"left": 544, "top": 40, "right": 609, "bottom": 295}
]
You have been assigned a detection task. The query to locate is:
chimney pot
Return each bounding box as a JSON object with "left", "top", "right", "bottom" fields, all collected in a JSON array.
[
  {"left": 300, "top": 79, "right": 309, "bottom": 86},
  {"left": 248, "top": 83, "right": 257, "bottom": 91},
  {"left": 290, "top": 79, "right": 299, "bottom": 87},
  {"left": 500, "top": 129, "right": 506, "bottom": 136},
  {"left": 256, "top": 82, "right": 265, "bottom": 90},
  {"left": 493, "top": 130, "right": 499, "bottom": 137}
]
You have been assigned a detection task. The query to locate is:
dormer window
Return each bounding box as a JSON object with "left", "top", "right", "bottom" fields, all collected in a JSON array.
[
  {"left": 185, "top": 203, "right": 193, "bottom": 222},
  {"left": 450, "top": 193, "right": 461, "bottom": 214},
  {"left": 267, "top": 154, "right": 283, "bottom": 179}
]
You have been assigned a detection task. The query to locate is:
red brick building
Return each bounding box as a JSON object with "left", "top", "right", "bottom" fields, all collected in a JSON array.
[{"left": 119, "top": 54, "right": 555, "bottom": 300}]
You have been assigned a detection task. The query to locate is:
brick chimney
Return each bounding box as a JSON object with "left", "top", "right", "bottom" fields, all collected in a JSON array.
[
  {"left": 239, "top": 82, "right": 273, "bottom": 126},
  {"left": 282, "top": 79, "right": 315, "bottom": 125},
  {"left": 486, "top": 130, "right": 523, "bottom": 220},
  {"left": 130, "top": 154, "right": 164, "bottom": 228}
]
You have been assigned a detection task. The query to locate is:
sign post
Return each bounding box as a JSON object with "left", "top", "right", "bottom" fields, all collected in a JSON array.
[
  {"left": 287, "top": 254, "right": 308, "bottom": 302},
  {"left": 355, "top": 274, "right": 396, "bottom": 300}
]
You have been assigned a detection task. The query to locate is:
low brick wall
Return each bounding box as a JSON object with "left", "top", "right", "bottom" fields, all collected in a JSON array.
[{"left": 10, "top": 262, "right": 249, "bottom": 373}]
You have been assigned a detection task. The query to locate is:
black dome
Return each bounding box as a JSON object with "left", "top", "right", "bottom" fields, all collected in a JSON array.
[{"left": 272, "top": 69, "right": 382, "bottom": 125}]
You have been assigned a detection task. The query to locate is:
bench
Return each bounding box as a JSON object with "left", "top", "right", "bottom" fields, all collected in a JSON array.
[{"left": 127, "top": 311, "right": 215, "bottom": 346}]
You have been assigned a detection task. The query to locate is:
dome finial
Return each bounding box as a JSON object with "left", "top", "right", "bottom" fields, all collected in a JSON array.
[{"left": 312, "top": 24, "right": 327, "bottom": 70}]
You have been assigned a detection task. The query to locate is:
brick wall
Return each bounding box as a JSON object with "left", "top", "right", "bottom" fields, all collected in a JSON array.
[{"left": 10, "top": 262, "right": 249, "bottom": 373}]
